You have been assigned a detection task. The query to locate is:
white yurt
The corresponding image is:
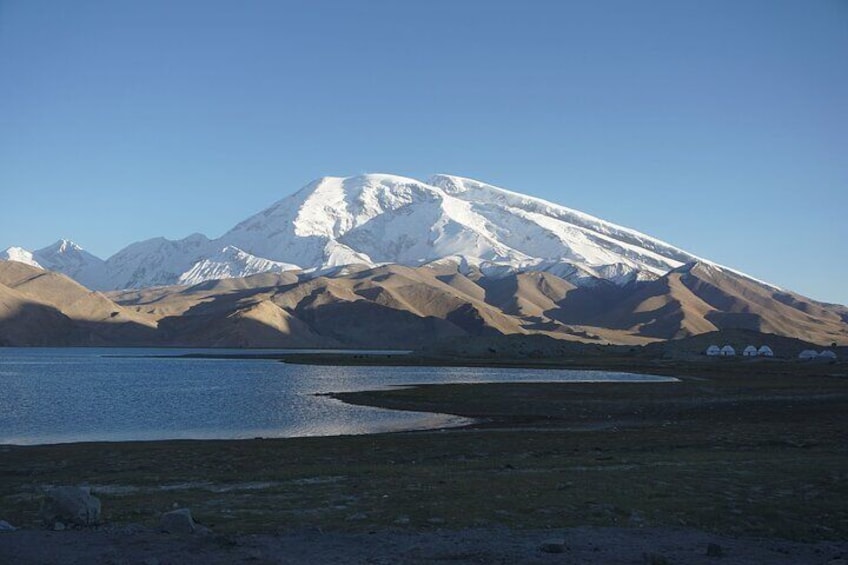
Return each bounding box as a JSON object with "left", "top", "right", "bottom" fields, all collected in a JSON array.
[
  {"left": 799, "top": 349, "right": 818, "bottom": 360},
  {"left": 706, "top": 345, "right": 721, "bottom": 356},
  {"left": 720, "top": 345, "right": 736, "bottom": 356},
  {"left": 757, "top": 345, "right": 774, "bottom": 357},
  {"left": 818, "top": 350, "right": 837, "bottom": 360},
  {"left": 743, "top": 345, "right": 758, "bottom": 357}
]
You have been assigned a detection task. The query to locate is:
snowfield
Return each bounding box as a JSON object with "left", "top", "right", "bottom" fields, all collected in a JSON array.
[{"left": 3, "top": 173, "right": 710, "bottom": 290}]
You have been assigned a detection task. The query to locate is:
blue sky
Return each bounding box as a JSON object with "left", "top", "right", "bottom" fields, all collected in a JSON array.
[{"left": 1, "top": 0, "right": 846, "bottom": 304}]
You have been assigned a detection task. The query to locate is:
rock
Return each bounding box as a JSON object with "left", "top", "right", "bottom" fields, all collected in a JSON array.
[
  {"left": 53, "top": 521, "right": 66, "bottom": 531},
  {"left": 40, "top": 486, "right": 101, "bottom": 527},
  {"left": 159, "top": 508, "right": 195, "bottom": 534},
  {"left": 628, "top": 510, "right": 647, "bottom": 526},
  {"left": 426, "top": 517, "right": 445, "bottom": 525},
  {"left": 643, "top": 553, "right": 670, "bottom": 565},
  {"left": 707, "top": 543, "right": 724, "bottom": 557},
  {"left": 539, "top": 538, "right": 566, "bottom": 553},
  {"left": 0, "top": 520, "right": 17, "bottom": 532}
]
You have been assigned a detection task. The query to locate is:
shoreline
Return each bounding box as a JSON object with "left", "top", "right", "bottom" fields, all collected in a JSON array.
[
  {"left": 2, "top": 355, "right": 843, "bottom": 448},
  {"left": 1, "top": 360, "right": 846, "bottom": 563},
  {"left": 1, "top": 366, "right": 845, "bottom": 538}
]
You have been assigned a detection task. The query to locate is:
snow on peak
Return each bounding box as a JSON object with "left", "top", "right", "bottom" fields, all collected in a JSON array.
[
  {"left": 37, "top": 239, "right": 91, "bottom": 258},
  {"left": 3, "top": 173, "right": 735, "bottom": 290},
  {"left": 216, "top": 172, "right": 707, "bottom": 289},
  {"left": 25, "top": 240, "right": 106, "bottom": 288},
  {"left": 101, "top": 234, "right": 213, "bottom": 290},
  {"left": 22, "top": 239, "right": 84, "bottom": 255},
  {"left": 177, "top": 246, "right": 300, "bottom": 286},
  {"left": 1, "top": 246, "right": 43, "bottom": 269}
]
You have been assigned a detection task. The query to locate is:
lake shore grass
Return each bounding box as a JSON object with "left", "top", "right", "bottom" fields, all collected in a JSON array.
[{"left": 1, "top": 359, "right": 846, "bottom": 543}]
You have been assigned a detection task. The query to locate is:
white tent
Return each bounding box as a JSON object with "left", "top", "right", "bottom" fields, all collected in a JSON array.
[
  {"left": 743, "top": 345, "right": 758, "bottom": 357},
  {"left": 720, "top": 345, "right": 736, "bottom": 356},
  {"left": 705, "top": 345, "right": 721, "bottom": 356},
  {"left": 799, "top": 349, "right": 818, "bottom": 360},
  {"left": 818, "top": 350, "right": 837, "bottom": 360},
  {"left": 757, "top": 345, "right": 774, "bottom": 357}
]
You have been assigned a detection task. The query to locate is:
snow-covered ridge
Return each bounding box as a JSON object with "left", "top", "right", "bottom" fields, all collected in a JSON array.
[
  {"left": 3, "top": 173, "right": 726, "bottom": 290},
  {"left": 1, "top": 247, "right": 43, "bottom": 269},
  {"left": 177, "top": 246, "right": 300, "bottom": 286}
]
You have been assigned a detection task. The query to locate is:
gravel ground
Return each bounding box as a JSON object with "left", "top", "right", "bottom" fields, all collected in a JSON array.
[{"left": 1, "top": 525, "right": 846, "bottom": 565}]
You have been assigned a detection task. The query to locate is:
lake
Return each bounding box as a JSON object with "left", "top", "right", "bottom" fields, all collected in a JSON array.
[{"left": 0, "top": 348, "right": 674, "bottom": 445}]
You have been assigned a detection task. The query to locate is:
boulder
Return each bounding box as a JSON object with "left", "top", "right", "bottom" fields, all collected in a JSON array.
[
  {"left": 707, "top": 542, "right": 724, "bottom": 557},
  {"left": 643, "top": 553, "right": 670, "bottom": 565},
  {"left": 40, "top": 486, "right": 101, "bottom": 527},
  {"left": 0, "top": 520, "right": 16, "bottom": 532},
  {"left": 539, "top": 538, "right": 566, "bottom": 553},
  {"left": 160, "top": 508, "right": 195, "bottom": 534}
]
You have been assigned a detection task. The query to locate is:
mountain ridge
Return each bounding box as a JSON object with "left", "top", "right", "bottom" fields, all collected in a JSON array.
[
  {"left": 3, "top": 173, "right": 722, "bottom": 292},
  {"left": 2, "top": 258, "right": 846, "bottom": 348}
]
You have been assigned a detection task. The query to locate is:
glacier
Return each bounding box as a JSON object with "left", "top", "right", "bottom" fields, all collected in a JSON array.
[{"left": 2, "top": 173, "right": 710, "bottom": 290}]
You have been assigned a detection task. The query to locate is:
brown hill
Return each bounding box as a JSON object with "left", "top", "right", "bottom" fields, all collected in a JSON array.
[
  {"left": 0, "top": 283, "right": 82, "bottom": 346},
  {"left": 643, "top": 328, "right": 841, "bottom": 360},
  {"left": 540, "top": 262, "right": 847, "bottom": 346},
  {"left": 0, "top": 262, "right": 157, "bottom": 346},
  {"left": 3, "top": 259, "right": 847, "bottom": 348}
]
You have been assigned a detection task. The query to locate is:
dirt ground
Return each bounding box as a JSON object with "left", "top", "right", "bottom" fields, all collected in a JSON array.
[{"left": 2, "top": 524, "right": 847, "bottom": 564}]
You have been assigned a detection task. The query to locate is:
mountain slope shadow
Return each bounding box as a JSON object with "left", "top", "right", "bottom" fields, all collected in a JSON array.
[
  {"left": 155, "top": 293, "right": 335, "bottom": 348},
  {"left": 294, "top": 300, "right": 467, "bottom": 349}
]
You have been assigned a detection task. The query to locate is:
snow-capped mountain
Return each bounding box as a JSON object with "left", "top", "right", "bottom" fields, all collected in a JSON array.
[
  {"left": 177, "top": 246, "right": 300, "bottom": 286},
  {"left": 2, "top": 240, "right": 106, "bottom": 289},
  {"left": 221, "top": 173, "right": 700, "bottom": 283},
  {"left": 2, "top": 173, "right": 712, "bottom": 290},
  {"left": 1, "top": 246, "right": 42, "bottom": 269},
  {"left": 100, "top": 233, "right": 213, "bottom": 290},
  {"left": 33, "top": 239, "right": 106, "bottom": 287}
]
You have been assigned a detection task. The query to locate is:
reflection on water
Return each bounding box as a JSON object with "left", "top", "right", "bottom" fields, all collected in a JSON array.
[{"left": 0, "top": 348, "right": 673, "bottom": 445}]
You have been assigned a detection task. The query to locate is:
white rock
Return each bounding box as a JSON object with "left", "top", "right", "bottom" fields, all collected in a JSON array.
[
  {"left": 40, "top": 486, "right": 101, "bottom": 527},
  {"left": 159, "top": 508, "right": 195, "bottom": 534},
  {"left": 0, "top": 520, "right": 16, "bottom": 532}
]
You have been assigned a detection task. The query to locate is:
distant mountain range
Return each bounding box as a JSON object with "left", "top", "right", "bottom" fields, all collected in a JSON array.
[
  {"left": 3, "top": 173, "right": 710, "bottom": 290},
  {"left": 2, "top": 174, "right": 846, "bottom": 348}
]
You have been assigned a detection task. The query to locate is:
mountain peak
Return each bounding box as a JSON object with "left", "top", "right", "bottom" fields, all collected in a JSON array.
[
  {"left": 41, "top": 239, "right": 85, "bottom": 254},
  {"left": 1, "top": 173, "right": 759, "bottom": 292},
  {"left": 1, "top": 246, "right": 43, "bottom": 269},
  {"left": 672, "top": 260, "right": 711, "bottom": 274},
  {"left": 36, "top": 239, "right": 101, "bottom": 263},
  {"left": 428, "top": 174, "right": 479, "bottom": 194}
]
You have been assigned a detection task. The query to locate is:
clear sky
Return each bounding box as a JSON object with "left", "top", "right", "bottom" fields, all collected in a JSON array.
[{"left": 1, "top": 0, "right": 846, "bottom": 304}]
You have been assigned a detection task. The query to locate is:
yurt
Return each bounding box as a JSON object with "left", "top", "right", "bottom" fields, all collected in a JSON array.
[
  {"left": 720, "top": 345, "right": 736, "bottom": 356},
  {"left": 705, "top": 345, "right": 721, "bottom": 356},
  {"left": 799, "top": 350, "right": 818, "bottom": 360},
  {"left": 757, "top": 345, "right": 774, "bottom": 357},
  {"left": 743, "top": 345, "right": 758, "bottom": 357},
  {"left": 818, "top": 350, "right": 837, "bottom": 360}
]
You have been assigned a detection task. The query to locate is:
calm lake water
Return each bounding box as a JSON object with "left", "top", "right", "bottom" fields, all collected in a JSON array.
[{"left": 0, "top": 348, "right": 673, "bottom": 445}]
